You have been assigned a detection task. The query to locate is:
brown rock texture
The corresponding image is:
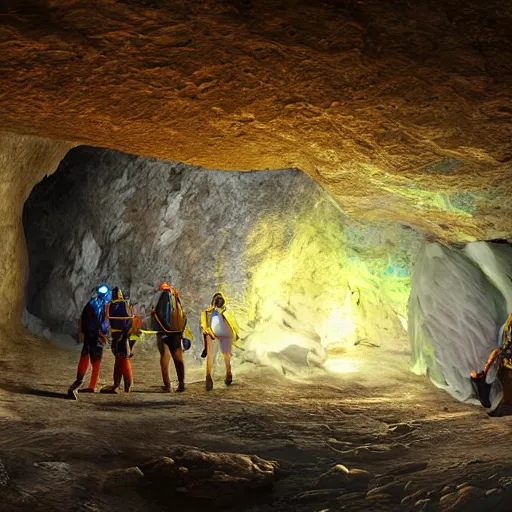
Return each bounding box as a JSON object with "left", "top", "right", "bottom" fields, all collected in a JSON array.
[
  {"left": 0, "top": 133, "right": 71, "bottom": 334},
  {"left": 1, "top": 0, "right": 511, "bottom": 241}
]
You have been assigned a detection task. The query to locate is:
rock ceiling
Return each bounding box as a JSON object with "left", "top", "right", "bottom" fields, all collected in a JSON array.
[{"left": 1, "top": 0, "right": 511, "bottom": 241}]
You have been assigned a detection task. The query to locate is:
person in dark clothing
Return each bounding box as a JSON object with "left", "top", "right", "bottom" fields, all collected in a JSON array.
[
  {"left": 151, "top": 282, "right": 186, "bottom": 392},
  {"left": 68, "top": 285, "right": 111, "bottom": 400}
]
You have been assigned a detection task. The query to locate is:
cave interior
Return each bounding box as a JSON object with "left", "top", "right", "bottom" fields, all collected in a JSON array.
[{"left": 1, "top": 0, "right": 512, "bottom": 510}]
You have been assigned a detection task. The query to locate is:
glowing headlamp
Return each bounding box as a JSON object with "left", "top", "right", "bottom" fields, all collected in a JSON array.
[{"left": 97, "top": 285, "right": 109, "bottom": 295}]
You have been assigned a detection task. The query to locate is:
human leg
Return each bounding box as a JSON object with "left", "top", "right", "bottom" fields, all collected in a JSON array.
[
  {"left": 121, "top": 357, "right": 133, "bottom": 392},
  {"left": 68, "top": 347, "right": 90, "bottom": 398},
  {"left": 167, "top": 334, "right": 185, "bottom": 391},
  {"left": 117, "top": 333, "right": 133, "bottom": 391},
  {"left": 205, "top": 335, "right": 215, "bottom": 391},
  {"left": 84, "top": 344, "right": 103, "bottom": 391},
  {"left": 218, "top": 336, "right": 233, "bottom": 386},
  {"left": 157, "top": 334, "right": 171, "bottom": 391},
  {"left": 108, "top": 334, "right": 123, "bottom": 391}
]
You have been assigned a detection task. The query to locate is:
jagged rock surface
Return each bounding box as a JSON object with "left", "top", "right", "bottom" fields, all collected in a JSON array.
[
  {"left": 1, "top": 0, "right": 512, "bottom": 242},
  {"left": 23, "top": 146, "right": 421, "bottom": 371}
]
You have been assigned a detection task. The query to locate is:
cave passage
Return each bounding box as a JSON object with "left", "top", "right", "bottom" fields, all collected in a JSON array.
[
  {"left": 22, "top": 145, "right": 419, "bottom": 381},
  {"left": 21, "top": 145, "right": 512, "bottom": 412},
  {"left": 9, "top": 143, "right": 512, "bottom": 512}
]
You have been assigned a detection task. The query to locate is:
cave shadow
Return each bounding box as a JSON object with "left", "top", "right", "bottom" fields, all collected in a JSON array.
[
  {"left": 488, "top": 403, "right": 512, "bottom": 417},
  {"left": 2, "top": 383, "right": 192, "bottom": 404},
  {"left": 95, "top": 400, "right": 187, "bottom": 409},
  {"left": 0, "top": 382, "right": 70, "bottom": 400},
  {"left": 27, "top": 388, "right": 70, "bottom": 399}
]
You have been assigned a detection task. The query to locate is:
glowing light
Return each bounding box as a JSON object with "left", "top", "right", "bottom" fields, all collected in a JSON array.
[
  {"left": 97, "top": 285, "right": 109, "bottom": 295},
  {"left": 320, "top": 294, "right": 357, "bottom": 348},
  {"left": 219, "top": 197, "right": 416, "bottom": 378},
  {"left": 324, "top": 358, "right": 359, "bottom": 373}
]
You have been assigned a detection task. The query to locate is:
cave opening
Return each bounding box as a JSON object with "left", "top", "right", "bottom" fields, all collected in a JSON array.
[
  {"left": 21, "top": 145, "right": 512, "bottom": 411},
  {"left": 22, "top": 145, "right": 421, "bottom": 385}
]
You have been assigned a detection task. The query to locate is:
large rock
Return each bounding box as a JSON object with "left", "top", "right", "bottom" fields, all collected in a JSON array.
[
  {"left": 139, "top": 448, "right": 278, "bottom": 504},
  {"left": 102, "top": 467, "right": 144, "bottom": 492},
  {"left": 409, "top": 242, "right": 512, "bottom": 410},
  {"left": 24, "top": 146, "right": 420, "bottom": 369}
]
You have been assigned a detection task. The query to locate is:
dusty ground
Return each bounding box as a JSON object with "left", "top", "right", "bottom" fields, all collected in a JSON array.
[{"left": 0, "top": 334, "right": 512, "bottom": 511}]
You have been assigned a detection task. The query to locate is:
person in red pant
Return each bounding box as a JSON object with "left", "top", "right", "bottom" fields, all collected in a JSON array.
[
  {"left": 67, "top": 285, "right": 111, "bottom": 400},
  {"left": 102, "top": 287, "right": 134, "bottom": 393}
]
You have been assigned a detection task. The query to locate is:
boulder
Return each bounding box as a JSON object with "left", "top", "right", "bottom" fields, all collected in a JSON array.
[
  {"left": 102, "top": 467, "right": 144, "bottom": 492},
  {"left": 139, "top": 448, "right": 278, "bottom": 505}
]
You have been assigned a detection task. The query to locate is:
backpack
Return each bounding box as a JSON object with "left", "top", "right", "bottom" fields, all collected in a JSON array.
[
  {"left": 152, "top": 290, "right": 186, "bottom": 333},
  {"left": 108, "top": 298, "right": 133, "bottom": 333}
]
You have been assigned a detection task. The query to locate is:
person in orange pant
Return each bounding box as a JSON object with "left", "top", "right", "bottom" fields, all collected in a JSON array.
[
  {"left": 102, "top": 287, "right": 134, "bottom": 393},
  {"left": 68, "top": 285, "right": 111, "bottom": 400}
]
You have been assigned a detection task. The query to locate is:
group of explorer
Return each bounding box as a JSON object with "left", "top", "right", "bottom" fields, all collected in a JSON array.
[{"left": 67, "top": 282, "right": 239, "bottom": 400}]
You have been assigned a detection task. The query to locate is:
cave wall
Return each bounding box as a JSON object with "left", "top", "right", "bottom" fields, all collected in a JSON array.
[
  {"left": 0, "top": 133, "right": 71, "bottom": 338},
  {"left": 24, "top": 146, "right": 422, "bottom": 371}
]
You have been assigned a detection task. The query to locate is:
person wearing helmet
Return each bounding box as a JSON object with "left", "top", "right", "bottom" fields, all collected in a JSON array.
[
  {"left": 151, "top": 282, "right": 187, "bottom": 392},
  {"left": 102, "top": 287, "right": 134, "bottom": 393},
  {"left": 200, "top": 292, "right": 239, "bottom": 391},
  {"left": 68, "top": 284, "right": 111, "bottom": 399}
]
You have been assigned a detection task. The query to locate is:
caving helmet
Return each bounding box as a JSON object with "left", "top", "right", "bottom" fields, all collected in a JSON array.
[
  {"left": 159, "top": 282, "right": 172, "bottom": 292},
  {"left": 96, "top": 284, "right": 111, "bottom": 303}
]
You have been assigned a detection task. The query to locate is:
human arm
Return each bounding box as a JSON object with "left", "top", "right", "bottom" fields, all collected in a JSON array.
[{"left": 201, "top": 308, "right": 216, "bottom": 339}]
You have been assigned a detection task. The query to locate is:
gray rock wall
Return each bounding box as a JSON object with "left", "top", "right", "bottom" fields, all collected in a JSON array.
[{"left": 23, "top": 147, "right": 422, "bottom": 371}]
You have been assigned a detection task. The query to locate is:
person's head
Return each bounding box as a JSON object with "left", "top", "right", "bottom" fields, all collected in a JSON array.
[
  {"left": 96, "top": 284, "right": 111, "bottom": 303},
  {"left": 111, "top": 287, "right": 124, "bottom": 300},
  {"left": 212, "top": 292, "right": 226, "bottom": 309},
  {"left": 159, "top": 282, "right": 171, "bottom": 292}
]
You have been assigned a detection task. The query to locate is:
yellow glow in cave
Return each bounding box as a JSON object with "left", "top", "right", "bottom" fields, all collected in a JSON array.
[
  {"left": 321, "top": 293, "right": 357, "bottom": 348},
  {"left": 217, "top": 196, "right": 413, "bottom": 375},
  {"left": 324, "top": 357, "right": 359, "bottom": 374}
]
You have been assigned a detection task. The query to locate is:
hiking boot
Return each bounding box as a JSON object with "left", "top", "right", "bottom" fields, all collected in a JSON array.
[
  {"left": 205, "top": 374, "right": 213, "bottom": 392},
  {"left": 225, "top": 374, "right": 233, "bottom": 386},
  {"left": 161, "top": 385, "right": 171, "bottom": 393},
  {"left": 100, "top": 386, "right": 120, "bottom": 394},
  {"left": 67, "top": 388, "right": 78, "bottom": 400},
  {"left": 200, "top": 348, "right": 207, "bottom": 358},
  {"left": 78, "top": 387, "right": 95, "bottom": 393},
  {"left": 176, "top": 381, "right": 185, "bottom": 393}
]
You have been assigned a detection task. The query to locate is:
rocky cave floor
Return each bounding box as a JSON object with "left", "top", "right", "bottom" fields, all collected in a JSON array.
[{"left": 1, "top": 336, "right": 512, "bottom": 511}]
